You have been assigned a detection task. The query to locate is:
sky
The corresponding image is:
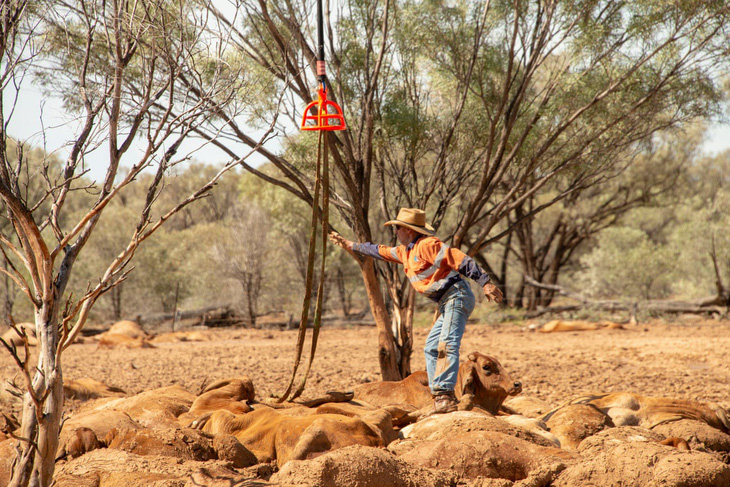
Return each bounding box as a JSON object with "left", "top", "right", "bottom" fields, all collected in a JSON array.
[
  {"left": 3, "top": 82, "right": 260, "bottom": 182},
  {"left": 5, "top": 77, "right": 730, "bottom": 183}
]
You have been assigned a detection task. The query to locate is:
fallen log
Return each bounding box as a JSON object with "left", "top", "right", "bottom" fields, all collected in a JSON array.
[
  {"left": 126, "top": 307, "right": 245, "bottom": 327},
  {"left": 524, "top": 276, "right": 728, "bottom": 319}
]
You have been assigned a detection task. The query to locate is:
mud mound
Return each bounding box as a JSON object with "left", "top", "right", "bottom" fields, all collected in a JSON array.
[
  {"left": 271, "top": 444, "right": 454, "bottom": 487},
  {"left": 53, "top": 448, "right": 257, "bottom": 486},
  {"left": 503, "top": 395, "right": 554, "bottom": 418},
  {"left": 105, "top": 427, "right": 216, "bottom": 461},
  {"left": 390, "top": 429, "right": 574, "bottom": 481},
  {"left": 576, "top": 426, "right": 667, "bottom": 456},
  {"left": 400, "top": 411, "right": 557, "bottom": 447},
  {"left": 652, "top": 418, "right": 730, "bottom": 452},
  {"left": 556, "top": 437, "right": 730, "bottom": 486},
  {"left": 213, "top": 434, "right": 258, "bottom": 468}
]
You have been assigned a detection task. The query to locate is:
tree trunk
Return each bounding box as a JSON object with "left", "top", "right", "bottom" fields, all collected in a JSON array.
[
  {"left": 2, "top": 256, "right": 14, "bottom": 318},
  {"left": 335, "top": 268, "right": 351, "bottom": 317},
  {"left": 514, "top": 276, "right": 525, "bottom": 309},
  {"left": 110, "top": 282, "right": 123, "bottom": 320},
  {"left": 11, "top": 301, "right": 63, "bottom": 487},
  {"left": 358, "top": 259, "right": 400, "bottom": 380},
  {"left": 397, "top": 288, "right": 415, "bottom": 379}
]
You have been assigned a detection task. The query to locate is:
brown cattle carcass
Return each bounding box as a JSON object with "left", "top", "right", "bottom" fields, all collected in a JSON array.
[
  {"left": 542, "top": 392, "right": 730, "bottom": 451},
  {"left": 352, "top": 370, "right": 432, "bottom": 409},
  {"left": 64, "top": 378, "right": 126, "bottom": 401},
  {"left": 97, "top": 333, "right": 155, "bottom": 349},
  {"left": 539, "top": 320, "right": 624, "bottom": 333},
  {"left": 353, "top": 352, "right": 522, "bottom": 416},
  {"left": 199, "top": 406, "right": 385, "bottom": 466},
  {"left": 0, "top": 322, "right": 37, "bottom": 346},
  {"left": 56, "top": 427, "right": 102, "bottom": 461},
  {"left": 107, "top": 320, "right": 149, "bottom": 338},
  {"left": 96, "top": 320, "right": 154, "bottom": 349},
  {"left": 574, "top": 392, "right": 729, "bottom": 433},
  {"left": 179, "top": 378, "right": 255, "bottom": 426}
]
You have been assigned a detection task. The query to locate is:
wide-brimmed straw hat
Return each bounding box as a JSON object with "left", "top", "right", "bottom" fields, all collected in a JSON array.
[{"left": 384, "top": 208, "right": 435, "bottom": 236}]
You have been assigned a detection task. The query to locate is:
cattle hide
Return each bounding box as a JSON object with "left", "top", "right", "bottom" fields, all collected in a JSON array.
[
  {"left": 185, "top": 377, "right": 255, "bottom": 420},
  {"left": 56, "top": 427, "right": 102, "bottom": 461},
  {"left": 538, "top": 320, "right": 625, "bottom": 332},
  {"left": 544, "top": 404, "right": 614, "bottom": 450},
  {"left": 353, "top": 352, "right": 521, "bottom": 418},
  {"left": 104, "top": 427, "right": 216, "bottom": 461},
  {"left": 0, "top": 322, "right": 37, "bottom": 346},
  {"left": 97, "top": 333, "right": 155, "bottom": 349},
  {"left": 353, "top": 371, "right": 432, "bottom": 409},
  {"left": 399, "top": 411, "right": 560, "bottom": 448},
  {"left": 97, "top": 384, "right": 194, "bottom": 428},
  {"left": 64, "top": 378, "right": 126, "bottom": 401},
  {"left": 59, "top": 408, "right": 141, "bottom": 454},
  {"left": 551, "top": 393, "right": 729, "bottom": 435},
  {"left": 107, "top": 320, "right": 149, "bottom": 338},
  {"left": 201, "top": 407, "right": 385, "bottom": 466}
]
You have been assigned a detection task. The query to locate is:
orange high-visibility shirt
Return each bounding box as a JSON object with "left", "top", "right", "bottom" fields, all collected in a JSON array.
[{"left": 352, "top": 235, "right": 490, "bottom": 302}]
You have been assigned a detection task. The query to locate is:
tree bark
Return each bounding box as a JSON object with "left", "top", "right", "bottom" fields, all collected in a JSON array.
[
  {"left": 11, "top": 300, "right": 63, "bottom": 487},
  {"left": 358, "top": 259, "right": 400, "bottom": 381}
]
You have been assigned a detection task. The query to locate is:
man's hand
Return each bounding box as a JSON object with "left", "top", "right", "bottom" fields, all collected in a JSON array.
[
  {"left": 329, "top": 232, "right": 355, "bottom": 255},
  {"left": 483, "top": 282, "right": 503, "bottom": 304}
]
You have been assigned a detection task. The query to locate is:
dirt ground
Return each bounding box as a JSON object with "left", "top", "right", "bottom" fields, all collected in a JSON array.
[
  {"left": 2, "top": 315, "right": 730, "bottom": 417},
  {"left": 1, "top": 315, "right": 729, "bottom": 485},
  {"left": 33, "top": 316, "right": 730, "bottom": 410}
]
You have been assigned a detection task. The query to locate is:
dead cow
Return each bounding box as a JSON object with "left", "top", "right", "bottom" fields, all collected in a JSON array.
[
  {"left": 56, "top": 427, "right": 102, "bottom": 461},
  {"left": 64, "top": 378, "right": 126, "bottom": 401},
  {"left": 186, "top": 377, "right": 255, "bottom": 419},
  {"left": 542, "top": 392, "right": 730, "bottom": 450},
  {"left": 354, "top": 352, "right": 522, "bottom": 416},
  {"left": 198, "top": 406, "right": 385, "bottom": 466},
  {"left": 571, "top": 392, "right": 729, "bottom": 433}
]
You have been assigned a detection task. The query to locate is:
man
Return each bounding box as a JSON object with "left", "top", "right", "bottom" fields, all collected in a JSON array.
[{"left": 329, "top": 208, "right": 503, "bottom": 414}]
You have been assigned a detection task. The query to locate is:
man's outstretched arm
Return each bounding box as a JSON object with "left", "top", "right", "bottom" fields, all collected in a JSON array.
[{"left": 329, "top": 232, "right": 402, "bottom": 264}]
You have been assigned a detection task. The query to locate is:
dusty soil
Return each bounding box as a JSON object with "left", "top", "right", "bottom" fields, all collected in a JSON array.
[
  {"left": 1, "top": 315, "right": 729, "bottom": 485},
  {"left": 45, "top": 317, "right": 730, "bottom": 409}
]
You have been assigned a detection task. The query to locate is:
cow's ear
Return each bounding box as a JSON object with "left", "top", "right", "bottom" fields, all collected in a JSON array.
[
  {"left": 467, "top": 352, "right": 477, "bottom": 362},
  {"left": 460, "top": 364, "right": 476, "bottom": 396}
]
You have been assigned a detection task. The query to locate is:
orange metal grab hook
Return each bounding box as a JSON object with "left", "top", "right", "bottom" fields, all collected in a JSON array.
[{"left": 300, "top": 84, "right": 346, "bottom": 131}]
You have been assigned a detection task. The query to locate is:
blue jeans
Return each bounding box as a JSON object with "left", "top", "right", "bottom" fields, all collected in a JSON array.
[{"left": 424, "top": 279, "right": 475, "bottom": 394}]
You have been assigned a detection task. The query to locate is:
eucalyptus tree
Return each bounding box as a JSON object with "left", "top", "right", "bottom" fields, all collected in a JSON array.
[
  {"left": 447, "top": 0, "right": 730, "bottom": 260},
  {"left": 0, "top": 1, "right": 271, "bottom": 485},
  {"left": 198, "top": 0, "right": 494, "bottom": 380},
  {"left": 198, "top": 0, "right": 730, "bottom": 381},
  {"left": 508, "top": 129, "right": 700, "bottom": 310}
]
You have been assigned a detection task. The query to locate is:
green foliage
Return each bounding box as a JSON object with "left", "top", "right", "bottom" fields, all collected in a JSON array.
[{"left": 577, "top": 226, "right": 676, "bottom": 300}]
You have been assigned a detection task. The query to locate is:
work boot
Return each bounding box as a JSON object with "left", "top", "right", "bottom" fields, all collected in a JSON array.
[{"left": 432, "top": 392, "right": 458, "bottom": 414}]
